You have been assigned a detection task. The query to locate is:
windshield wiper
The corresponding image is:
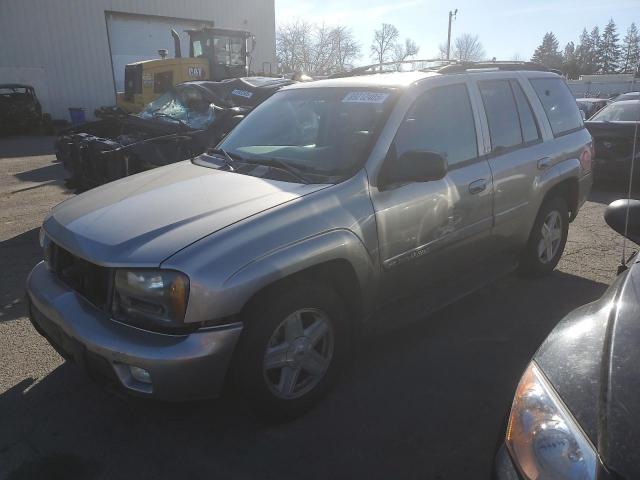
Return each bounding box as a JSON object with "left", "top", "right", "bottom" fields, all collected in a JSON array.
[
  {"left": 208, "top": 148, "right": 237, "bottom": 171},
  {"left": 243, "top": 157, "right": 312, "bottom": 184},
  {"left": 152, "top": 112, "right": 188, "bottom": 129}
]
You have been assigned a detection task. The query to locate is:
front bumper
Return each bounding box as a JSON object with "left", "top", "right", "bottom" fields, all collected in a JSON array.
[
  {"left": 493, "top": 444, "right": 521, "bottom": 479},
  {"left": 27, "top": 261, "right": 243, "bottom": 401}
]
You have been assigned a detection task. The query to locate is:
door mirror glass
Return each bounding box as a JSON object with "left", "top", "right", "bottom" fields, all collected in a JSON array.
[{"left": 382, "top": 150, "right": 447, "bottom": 188}]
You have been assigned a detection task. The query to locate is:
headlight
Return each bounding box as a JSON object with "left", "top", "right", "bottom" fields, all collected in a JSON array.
[
  {"left": 112, "top": 269, "right": 189, "bottom": 332},
  {"left": 39, "top": 227, "right": 53, "bottom": 269},
  {"left": 506, "top": 363, "right": 598, "bottom": 480}
]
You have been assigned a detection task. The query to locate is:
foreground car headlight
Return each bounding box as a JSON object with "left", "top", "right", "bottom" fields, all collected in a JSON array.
[
  {"left": 506, "top": 363, "right": 597, "bottom": 480},
  {"left": 113, "top": 269, "right": 189, "bottom": 331},
  {"left": 39, "top": 227, "right": 53, "bottom": 269}
]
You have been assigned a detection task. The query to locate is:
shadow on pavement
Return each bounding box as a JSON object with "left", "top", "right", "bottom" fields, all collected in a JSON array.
[
  {"left": 0, "top": 136, "right": 56, "bottom": 159},
  {"left": 588, "top": 187, "right": 640, "bottom": 206},
  {"left": 0, "top": 228, "right": 40, "bottom": 323},
  {"left": 0, "top": 269, "right": 609, "bottom": 480},
  {"left": 14, "top": 164, "right": 65, "bottom": 185}
]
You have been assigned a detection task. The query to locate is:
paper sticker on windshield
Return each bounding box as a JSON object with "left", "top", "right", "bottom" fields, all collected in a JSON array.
[
  {"left": 342, "top": 92, "right": 389, "bottom": 103},
  {"left": 232, "top": 89, "right": 254, "bottom": 99}
]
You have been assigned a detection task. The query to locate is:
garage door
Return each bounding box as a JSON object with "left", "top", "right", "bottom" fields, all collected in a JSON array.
[{"left": 106, "top": 12, "right": 212, "bottom": 92}]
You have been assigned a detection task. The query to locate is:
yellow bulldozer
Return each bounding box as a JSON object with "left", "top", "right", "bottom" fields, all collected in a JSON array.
[{"left": 116, "top": 27, "right": 257, "bottom": 113}]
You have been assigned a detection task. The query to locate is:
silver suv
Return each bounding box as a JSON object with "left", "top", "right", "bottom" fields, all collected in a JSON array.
[{"left": 28, "top": 63, "right": 593, "bottom": 417}]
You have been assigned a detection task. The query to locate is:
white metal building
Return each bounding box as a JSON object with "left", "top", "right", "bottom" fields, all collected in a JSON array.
[{"left": 0, "top": 0, "right": 276, "bottom": 120}]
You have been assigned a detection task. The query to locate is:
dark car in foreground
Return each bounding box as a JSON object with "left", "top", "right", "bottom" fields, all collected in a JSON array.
[
  {"left": 0, "top": 83, "right": 51, "bottom": 134},
  {"left": 55, "top": 77, "right": 294, "bottom": 190},
  {"left": 585, "top": 100, "right": 640, "bottom": 185},
  {"left": 495, "top": 199, "right": 640, "bottom": 480}
]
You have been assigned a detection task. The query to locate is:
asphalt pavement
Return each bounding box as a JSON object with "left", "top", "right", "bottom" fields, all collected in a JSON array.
[{"left": 0, "top": 135, "right": 632, "bottom": 479}]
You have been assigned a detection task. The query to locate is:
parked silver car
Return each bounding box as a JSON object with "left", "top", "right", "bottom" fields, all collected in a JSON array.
[{"left": 28, "top": 63, "right": 593, "bottom": 417}]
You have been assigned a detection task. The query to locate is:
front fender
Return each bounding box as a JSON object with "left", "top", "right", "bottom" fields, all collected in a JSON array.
[{"left": 198, "top": 229, "right": 377, "bottom": 321}]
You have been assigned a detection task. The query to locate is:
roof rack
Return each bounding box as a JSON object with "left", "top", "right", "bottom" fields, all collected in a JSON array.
[
  {"left": 437, "top": 61, "right": 557, "bottom": 74},
  {"left": 327, "top": 60, "right": 563, "bottom": 80},
  {"left": 328, "top": 59, "right": 455, "bottom": 79}
]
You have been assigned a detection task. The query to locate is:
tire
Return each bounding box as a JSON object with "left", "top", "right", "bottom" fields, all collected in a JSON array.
[
  {"left": 518, "top": 196, "right": 569, "bottom": 277},
  {"left": 233, "top": 281, "right": 349, "bottom": 420}
]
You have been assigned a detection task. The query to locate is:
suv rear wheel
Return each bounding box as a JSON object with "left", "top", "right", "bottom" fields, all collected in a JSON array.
[
  {"left": 518, "top": 196, "right": 569, "bottom": 277},
  {"left": 233, "top": 282, "right": 348, "bottom": 419}
]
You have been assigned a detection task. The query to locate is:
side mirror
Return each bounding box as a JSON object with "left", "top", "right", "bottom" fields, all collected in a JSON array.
[
  {"left": 605, "top": 199, "right": 640, "bottom": 245},
  {"left": 380, "top": 150, "right": 447, "bottom": 189}
]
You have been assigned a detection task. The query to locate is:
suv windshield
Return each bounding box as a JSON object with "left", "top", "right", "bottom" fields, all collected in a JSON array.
[
  {"left": 217, "top": 87, "right": 397, "bottom": 179},
  {"left": 590, "top": 101, "right": 640, "bottom": 122},
  {"left": 138, "top": 86, "right": 216, "bottom": 130}
]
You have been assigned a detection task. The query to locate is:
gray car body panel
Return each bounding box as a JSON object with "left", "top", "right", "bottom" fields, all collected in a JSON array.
[
  {"left": 29, "top": 69, "right": 593, "bottom": 399},
  {"left": 43, "top": 160, "right": 328, "bottom": 266}
]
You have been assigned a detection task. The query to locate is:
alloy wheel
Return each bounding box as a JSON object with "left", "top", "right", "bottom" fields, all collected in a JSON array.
[
  {"left": 537, "top": 210, "right": 563, "bottom": 264},
  {"left": 262, "top": 308, "right": 334, "bottom": 399}
]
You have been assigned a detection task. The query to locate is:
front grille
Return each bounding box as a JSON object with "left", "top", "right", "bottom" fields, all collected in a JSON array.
[{"left": 50, "top": 243, "right": 113, "bottom": 310}]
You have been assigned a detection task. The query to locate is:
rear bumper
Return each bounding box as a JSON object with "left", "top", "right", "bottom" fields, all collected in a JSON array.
[
  {"left": 27, "top": 261, "right": 243, "bottom": 401},
  {"left": 574, "top": 172, "right": 593, "bottom": 220}
]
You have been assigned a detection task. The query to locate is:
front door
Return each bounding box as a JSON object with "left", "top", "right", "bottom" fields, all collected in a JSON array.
[{"left": 369, "top": 82, "right": 494, "bottom": 308}]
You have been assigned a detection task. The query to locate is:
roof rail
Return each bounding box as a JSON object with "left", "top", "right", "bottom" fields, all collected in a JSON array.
[
  {"left": 328, "top": 59, "right": 455, "bottom": 79},
  {"left": 437, "top": 61, "right": 556, "bottom": 74}
]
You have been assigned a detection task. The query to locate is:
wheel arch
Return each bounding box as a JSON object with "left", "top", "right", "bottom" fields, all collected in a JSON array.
[{"left": 226, "top": 229, "right": 378, "bottom": 326}]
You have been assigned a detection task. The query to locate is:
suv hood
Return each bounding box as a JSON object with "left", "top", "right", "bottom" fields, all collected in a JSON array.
[
  {"left": 44, "top": 161, "right": 327, "bottom": 266},
  {"left": 535, "top": 259, "right": 640, "bottom": 479}
]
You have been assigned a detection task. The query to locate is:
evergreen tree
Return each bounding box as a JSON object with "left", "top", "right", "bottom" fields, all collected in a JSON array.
[
  {"left": 562, "top": 42, "right": 580, "bottom": 79},
  {"left": 621, "top": 22, "right": 640, "bottom": 74},
  {"left": 531, "top": 32, "right": 563, "bottom": 69},
  {"left": 598, "top": 19, "right": 621, "bottom": 73},
  {"left": 590, "top": 26, "right": 602, "bottom": 73},
  {"left": 576, "top": 28, "right": 596, "bottom": 75}
]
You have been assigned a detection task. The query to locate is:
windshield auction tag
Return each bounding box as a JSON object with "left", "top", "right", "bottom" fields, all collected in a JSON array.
[
  {"left": 342, "top": 92, "right": 389, "bottom": 103},
  {"left": 231, "top": 89, "right": 253, "bottom": 98}
]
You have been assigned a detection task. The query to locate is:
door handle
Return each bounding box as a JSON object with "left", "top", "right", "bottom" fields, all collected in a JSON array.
[
  {"left": 537, "top": 157, "right": 552, "bottom": 170},
  {"left": 469, "top": 179, "right": 487, "bottom": 194}
]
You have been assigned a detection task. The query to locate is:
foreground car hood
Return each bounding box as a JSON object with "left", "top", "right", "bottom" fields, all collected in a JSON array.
[
  {"left": 44, "top": 161, "right": 327, "bottom": 265},
  {"left": 535, "top": 259, "right": 640, "bottom": 479}
]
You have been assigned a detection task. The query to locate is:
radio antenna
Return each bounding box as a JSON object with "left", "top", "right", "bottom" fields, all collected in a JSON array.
[{"left": 619, "top": 106, "right": 640, "bottom": 273}]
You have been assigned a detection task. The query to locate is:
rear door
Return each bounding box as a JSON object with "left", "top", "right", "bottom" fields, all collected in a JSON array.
[{"left": 470, "top": 75, "right": 547, "bottom": 250}]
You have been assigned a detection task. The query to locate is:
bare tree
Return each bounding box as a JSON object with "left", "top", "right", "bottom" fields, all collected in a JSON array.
[
  {"left": 392, "top": 38, "right": 420, "bottom": 64},
  {"left": 276, "top": 21, "right": 361, "bottom": 75},
  {"left": 511, "top": 53, "right": 524, "bottom": 61},
  {"left": 437, "top": 43, "right": 448, "bottom": 60},
  {"left": 276, "top": 20, "right": 313, "bottom": 73},
  {"left": 330, "top": 26, "right": 361, "bottom": 72},
  {"left": 371, "top": 23, "right": 400, "bottom": 67},
  {"left": 453, "top": 34, "right": 485, "bottom": 61}
]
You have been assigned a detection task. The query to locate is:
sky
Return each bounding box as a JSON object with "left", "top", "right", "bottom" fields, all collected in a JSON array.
[{"left": 275, "top": 0, "right": 640, "bottom": 65}]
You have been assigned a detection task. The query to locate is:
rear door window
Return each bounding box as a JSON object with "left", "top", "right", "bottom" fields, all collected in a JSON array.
[
  {"left": 510, "top": 80, "right": 540, "bottom": 143},
  {"left": 479, "top": 80, "right": 522, "bottom": 151},
  {"left": 393, "top": 83, "right": 478, "bottom": 168},
  {"left": 530, "top": 77, "right": 583, "bottom": 136}
]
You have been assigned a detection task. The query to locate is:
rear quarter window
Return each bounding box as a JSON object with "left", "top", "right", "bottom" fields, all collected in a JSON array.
[{"left": 530, "top": 77, "right": 583, "bottom": 136}]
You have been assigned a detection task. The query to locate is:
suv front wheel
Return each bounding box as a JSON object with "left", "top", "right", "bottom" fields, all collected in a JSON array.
[
  {"left": 518, "top": 196, "right": 569, "bottom": 276},
  {"left": 233, "top": 281, "right": 348, "bottom": 419}
]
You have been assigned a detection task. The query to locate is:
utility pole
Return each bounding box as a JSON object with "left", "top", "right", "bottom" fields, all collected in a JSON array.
[{"left": 446, "top": 9, "right": 458, "bottom": 60}]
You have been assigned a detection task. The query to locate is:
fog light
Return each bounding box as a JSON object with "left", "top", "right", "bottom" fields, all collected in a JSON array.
[{"left": 129, "top": 366, "right": 151, "bottom": 384}]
